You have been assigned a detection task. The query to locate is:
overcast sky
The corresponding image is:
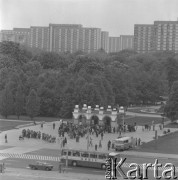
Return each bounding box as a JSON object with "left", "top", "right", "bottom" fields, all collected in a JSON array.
[{"left": 0, "top": 0, "right": 178, "bottom": 36}]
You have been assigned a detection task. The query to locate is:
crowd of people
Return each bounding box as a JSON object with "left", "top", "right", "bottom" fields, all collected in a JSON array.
[
  {"left": 20, "top": 129, "right": 56, "bottom": 143},
  {"left": 17, "top": 119, "right": 144, "bottom": 151}
]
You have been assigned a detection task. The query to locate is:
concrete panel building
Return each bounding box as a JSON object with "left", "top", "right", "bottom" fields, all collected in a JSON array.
[
  {"left": 49, "top": 24, "right": 83, "bottom": 53},
  {"left": 30, "top": 26, "right": 49, "bottom": 51},
  {"left": 13, "top": 28, "right": 31, "bottom": 46},
  {"left": 134, "top": 24, "right": 154, "bottom": 53},
  {"left": 101, "top": 31, "right": 109, "bottom": 53},
  {"left": 153, "top": 21, "right": 178, "bottom": 53},
  {"left": 109, "top": 37, "right": 120, "bottom": 53},
  {"left": 80, "top": 28, "right": 101, "bottom": 53},
  {"left": 0, "top": 30, "right": 16, "bottom": 42},
  {"left": 134, "top": 20, "right": 178, "bottom": 53},
  {"left": 120, "top": 35, "right": 134, "bottom": 51},
  {"left": 0, "top": 28, "right": 30, "bottom": 47}
]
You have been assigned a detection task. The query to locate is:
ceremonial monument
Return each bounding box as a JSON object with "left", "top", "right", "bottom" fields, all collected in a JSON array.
[{"left": 72, "top": 104, "right": 123, "bottom": 129}]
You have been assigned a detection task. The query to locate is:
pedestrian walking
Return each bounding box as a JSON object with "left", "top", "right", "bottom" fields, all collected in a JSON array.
[
  {"left": 2, "top": 163, "right": 5, "bottom": 173},
  {"left": 5, "top": 134, "right": 7, "bottom": 143},
  {"left": 134, "top": 122, "right": 137, "bottom": 130},
  {"left": 153, "top": 124, "right": 155, "bottom": 131},
  {"left": 113, "top": 127, "right": 115, "bottom": 133},
  {"left": 95, "top": 144, "right": 98, "bottom": 151},
  {"left": 53, "top": 123, "right": 55, "bottom": 130},
  {"left": 119, "top": 130, "right": 122, "bottom": 137},
  {"left": 148, "top": 125, "right": 151, "bottom": 131},
  {"left": 101, "top": 132, "right": 103, "bottom": 140},
  {"left": 108, "top": 140, "right": 111, "bottom": 151},
  {"left": 99, "top": 140, "right": 102, "bottom": 148},
  {"left": 135, "top": 138, "right": 137, "bottom": 146},
  {"left": 138, "top": 138, "right": 141, "bottom": 146},
  {"left": 63, "top": 139, "right": 65, "bottom": 147},
  {"left": 0, "top": 164, "right": 2, "bottom": 173},
  {"left": 152, "top": 120, "right": 155, "bottom": 131},
  {"left": 89, "top": 137, "right": 93, "bottom": 147},
  {"left": 64, "top": 137, "right": 67, "bottom": 145}
]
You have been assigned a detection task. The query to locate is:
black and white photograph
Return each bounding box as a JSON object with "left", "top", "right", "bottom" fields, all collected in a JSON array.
[{"left": 0, "top": 0, "right": 178, "bottom": 179}]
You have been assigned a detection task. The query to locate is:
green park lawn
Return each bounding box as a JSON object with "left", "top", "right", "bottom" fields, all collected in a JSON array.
[
  {"left": 124, "top": 116, "right": 167, "bottom": 125},
  {"left": 0, "top": 115, "right": 62, "bottom": 132},
  {"left": 0, "top": 115, "right": 61, "bottom": 122},
  {"left": 0, "top": 120, "right": 31, "bottom": 131},
  {"left": 134, "top": 130, "right": 178, "bottom": 154}
]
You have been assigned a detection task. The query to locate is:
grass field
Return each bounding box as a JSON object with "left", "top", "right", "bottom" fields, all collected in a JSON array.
[
  {"left": 165, "top": 122, "right": 178, "bottom": 128},
  {"left": 0, "top": 120, "right": 31, "bottom": 131},
  {"left": 124, "top": 116, "right": 167, "bottom": 125},
  {"left": 135, "top": 131, "right": 178, "bottom": 154},
  {"left": 0, "top": 115, "right": 62, "bottom": 122},
  {"left": 128, "top": 106, "right": 162, "bottom": 115},
  {"left": 0, "top": 115, "right": 67, "bottom": 132}
]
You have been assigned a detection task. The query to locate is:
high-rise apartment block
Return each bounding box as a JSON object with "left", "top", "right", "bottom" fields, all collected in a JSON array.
[
  {"left": 30, "top": 26, "right": 49, "bottom": 51},
  {"left": 0, "top": 30, "right": 16, "bottom": 42},
  {"left": 134, "top": 20, "right": 178, "bottom": 53},
  {"left": 0, "top": 28, "right": 30, "bottom": 46},
  {"left": 154, "top": 21, "right": 178, "bottom": 53},
  {"left": 101, "top": 31, "right": 109, "bottom": 53},
  {"left": 81, "top": 28, "right": 101, "bottom": 53},
  {"left": 134, "top": 24, "right": 154, "bottom": 53},
  {"left": 109, "top": 37, "right": 120, "bottom": 53},
  {"left": 0, "top": 23, "right": 134, "bottom": 53},
  {"left": 49, "top": 24, "right": 82, "bottom": 53},
  {"left": 120, "top": 35, "right": 134, "bottom": 51}
]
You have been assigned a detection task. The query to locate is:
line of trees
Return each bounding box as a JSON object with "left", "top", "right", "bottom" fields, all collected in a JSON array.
[{"left": 0, "top": 41, "right": 178, "bottom": 121}]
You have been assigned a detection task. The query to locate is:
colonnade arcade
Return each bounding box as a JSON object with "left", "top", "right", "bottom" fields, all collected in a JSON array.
[{"left": 72, "top": 104, "right": 119, "bottom": 129}]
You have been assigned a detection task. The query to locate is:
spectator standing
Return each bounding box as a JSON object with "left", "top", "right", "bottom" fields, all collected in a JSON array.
[
  {"left": 64, "top": 137, "right": 67, "bottom": 145},
  {"left": 152, "top": 121, "right": 155, "bottom": 131},
  {"left": 0, "top": 164, "right": 2, "bottom": 173},
  {"left": 113, "top": 127, "right": 115, "bottom": 133},
  {"left": 95, "top": 144, "right": 98, "bottom": 151},
  {"left": 53, "top": 123, "right": 55, "bottom": 130},
  {"left": 101, "top": 132, "right": 103, "bottom": 140},
  {"left": 5, "top": 134, "right": 7, "bottom": 143},
  {"left": 2, "top": 163, "right": 5, "bottom": 173},
  {"left": 108, "top": 140, "right": 111, "bottom": 151},
  {"left": 99, "top": 140, "right": 102, "bottom": 148}
]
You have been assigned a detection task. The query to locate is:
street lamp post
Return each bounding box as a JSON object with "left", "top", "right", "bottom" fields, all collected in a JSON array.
[{"left": 119, "top": 106, "right": 125, "bottom": 132}]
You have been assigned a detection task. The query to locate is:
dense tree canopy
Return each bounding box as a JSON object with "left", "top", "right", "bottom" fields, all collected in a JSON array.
[
  {"left": 0, "top": 41, "right": 177, "bottom": 119},
  {"left": 164, "top": 81, "right": 178, "bottom": 121}
]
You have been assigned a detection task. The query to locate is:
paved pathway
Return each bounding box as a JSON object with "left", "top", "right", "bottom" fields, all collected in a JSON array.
[{"left": 0, "top": 167, "right": 105, "bottom": 180}]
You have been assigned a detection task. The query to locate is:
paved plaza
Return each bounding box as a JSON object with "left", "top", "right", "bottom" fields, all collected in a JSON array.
[{"left": 0, "top": 116, "right": 178, "bottom": 156}]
